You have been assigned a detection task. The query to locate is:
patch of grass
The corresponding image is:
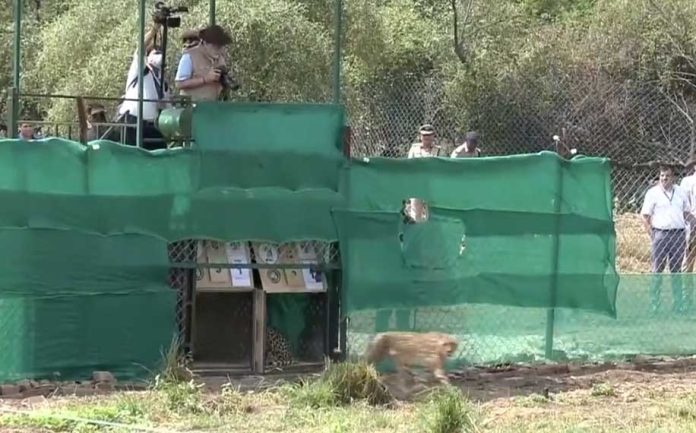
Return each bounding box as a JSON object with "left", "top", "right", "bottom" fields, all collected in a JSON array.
[
  {"left": 0, "top": 396, "right": 148, "bottom": 432},
  {"left": 152, "top": 377, "right": 205, "bottom": 415},
  {"left": 284, "top": 360, "right": 393, "bottom": 408},
  {"left": 419, "top": 386, "right": 478, "bottom": 433},
  {"left": 157, "top": 334, "right": 193, "bottom": 385},
  {"left": 204, "top": 382, "right": 250, "bottom": 416},
  {"left": 513, "top": 393, "right": 550, "bottom": 407},
  {"left": 590, "top": 382, "right": 616, "bottom": 397},
  {"left": 673, "top": 393, "right": 696, "bottom": 420}
]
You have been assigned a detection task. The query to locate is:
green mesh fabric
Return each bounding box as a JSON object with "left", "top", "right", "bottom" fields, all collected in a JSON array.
[
  {"left": 0, "top": 229, "right": 174, "bottom": 382},
  {"left": 337, "top": 153, "right": 618, "bottom": 316},
  {"left": 0, "top": 103, "right": 620, "bottom": 379}
]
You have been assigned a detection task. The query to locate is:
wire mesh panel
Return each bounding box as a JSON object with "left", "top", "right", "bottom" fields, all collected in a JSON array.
[
  {"left": 192, "top": 292, "right": 254, "bottom": 369},
  {"left": 167, "top": 238, "right": 340, "bottom": 373},
  {"left": 343, "top": 71, "right": 696, "bottom": 367}
]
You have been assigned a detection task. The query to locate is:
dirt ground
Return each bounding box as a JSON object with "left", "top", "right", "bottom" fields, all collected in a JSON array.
[
  {"left": 4, "top": 357, "right": 696, "bottom": 432},
  {"left": 193, "top": 355, "right": 696, "bottom": 402}
]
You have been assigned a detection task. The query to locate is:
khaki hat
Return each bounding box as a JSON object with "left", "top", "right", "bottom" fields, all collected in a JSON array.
[
  {"left": 419, "top": 124, "right": 435, "bottom": 135},
  {"left": 182, "top": 29, "right": 200, "bottom": 42}
]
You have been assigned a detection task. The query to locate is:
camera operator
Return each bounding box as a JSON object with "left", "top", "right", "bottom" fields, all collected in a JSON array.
[
  {"left": 175, "top": 24, "right": 237, "bottom": 102},
  {"left": 117, "top": 23, "right": 172, "bottom": 150}
]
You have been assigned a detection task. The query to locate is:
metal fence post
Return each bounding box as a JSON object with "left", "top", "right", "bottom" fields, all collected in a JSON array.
[
  {"left": 332, "top": 0, "right": 343, "bottom": 104},
  {"left": 209, "top": 0, "right": 216, "bottom": 26},
  {"left": 7, "top": 88, "right": 18, "bottom": 138},
  {"left": 11, "top": 0, "right": 22, "bottom": 137},
  {"left": 136, "top": 0, "right": 146, "bottom": 148},
  {"left": 545, "top": 154, "right": 564, "bottom": 360}
]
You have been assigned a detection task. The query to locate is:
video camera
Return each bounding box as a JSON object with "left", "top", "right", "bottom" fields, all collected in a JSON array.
[{"left": 152, "top": 1, "right": 188, "bottom": 28}]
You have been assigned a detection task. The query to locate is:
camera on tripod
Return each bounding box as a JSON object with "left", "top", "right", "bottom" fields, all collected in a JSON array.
[{"left": 152, "top": 1, "right": 188, "bottom": 28}]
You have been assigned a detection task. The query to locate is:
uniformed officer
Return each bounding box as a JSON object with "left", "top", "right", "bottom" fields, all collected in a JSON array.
[{"left": 407, "top": 124, "right": 442, "bottom": 158}]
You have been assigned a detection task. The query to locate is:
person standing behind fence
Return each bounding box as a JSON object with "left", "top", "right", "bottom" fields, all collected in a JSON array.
[
  {"left": 450, "top": 131, "right": 482, "bottom": 158},
  {"left": 405, "top": 124, "right": 441, "bottom": 222},
  {"left": 641, "top": 165, "right": 696, "bottom": 314},
  {"left": 175, "top": 24, "right": 232, "bottom": 102},
  {"left": 374, "top": 124, "right": 441, "bottom": 333},
  {"left": 680, "top": 159, "right": 696, "bottom": 312},
  {"left": 117, "top": 23, "right": 170, "bottom": 150}
]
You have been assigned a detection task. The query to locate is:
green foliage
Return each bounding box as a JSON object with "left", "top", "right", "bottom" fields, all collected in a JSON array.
[
  {"left": 284, "top": 360, "right": 393, "bottom": 408},
  {"left": 1, "top": 0, "right": 696, "bottom": 151},
  {"left": 419, "top": 386, "right": 478, "bottom": 433}
]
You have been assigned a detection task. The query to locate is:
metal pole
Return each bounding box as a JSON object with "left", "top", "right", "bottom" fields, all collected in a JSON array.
[
  {"left": 332, "top": 0, "right": 343, "bottom": 104},
  {"left": 544, "top": 155, "right": 564, "bottom": 360},
  {"left": 11, "top": 0, "right": 22, "bottom": 137},
  {"left": 136, "top": 0, "right": 146, "bottom": 148},
  {"left": 209, "top": 0, "right": 216, "bottom": 25}
]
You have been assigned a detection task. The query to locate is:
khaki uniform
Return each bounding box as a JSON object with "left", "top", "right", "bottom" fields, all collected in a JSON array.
[{"left": 180, "top": 44, "right": 226, "bottom": 101}]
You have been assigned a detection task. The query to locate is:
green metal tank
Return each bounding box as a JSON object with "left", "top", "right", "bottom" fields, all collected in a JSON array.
[{"left": 156, "top": 106, "right": 193, "bottom": 141}]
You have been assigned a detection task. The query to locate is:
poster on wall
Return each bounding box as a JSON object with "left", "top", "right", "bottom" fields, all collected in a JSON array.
[
  {"left": 253, "top": 242, "right": 312, "bottom": 292},
  {"left": 297, "top": 242, "right": 326, "bottom": 292},
  {"left": 195, "top": 241, "right": 254, "bottom": 291},
  {"left": 226, "top": 242, "right": 253, "bottom": 288}
]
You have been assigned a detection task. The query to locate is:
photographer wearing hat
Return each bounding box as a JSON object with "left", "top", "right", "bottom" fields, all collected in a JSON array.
[{"left": 175, "top": 24, "right": 238, "bottom": 101}]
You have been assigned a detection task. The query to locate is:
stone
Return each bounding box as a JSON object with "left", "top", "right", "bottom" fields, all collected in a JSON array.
[
  {"left": 92, "top": 371, "right": 116, "bottom": 384},
  {"left": 16, "top": 380, "right": 32, "bottom": 392},
  {"left": 0, "top": 384, "right": 20, "bottom": 396}
]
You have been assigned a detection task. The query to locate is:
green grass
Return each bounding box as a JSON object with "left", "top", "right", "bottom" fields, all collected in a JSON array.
[
  {"left": 3, "top": 383, "right": 696, "bottom": 433},
  {"left": 3, "top": 360, "right": 696, "bottom": 433}
]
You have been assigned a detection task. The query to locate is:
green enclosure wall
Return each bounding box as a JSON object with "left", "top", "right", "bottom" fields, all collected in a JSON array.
[{"left": 0, "top": 102, "right": 617, "bottom": 380}]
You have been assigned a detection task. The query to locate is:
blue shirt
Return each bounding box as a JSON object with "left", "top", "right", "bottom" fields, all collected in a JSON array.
[{"left": 175, "top": 53, "right": 193, "bottom": 81}]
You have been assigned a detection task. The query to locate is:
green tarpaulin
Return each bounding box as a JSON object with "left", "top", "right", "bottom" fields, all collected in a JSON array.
[{"left": 0, "top": 102, "right": 618, "bottom": 380}]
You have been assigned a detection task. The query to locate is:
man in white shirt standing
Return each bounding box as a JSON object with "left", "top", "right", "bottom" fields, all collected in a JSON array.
[{"left": 641, "top": 165, "right": 696, "bottom": 314}]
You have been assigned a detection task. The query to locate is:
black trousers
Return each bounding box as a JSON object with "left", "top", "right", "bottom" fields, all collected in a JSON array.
[{"left": 122, "top": 113, "right": 166, "bottom": 150}]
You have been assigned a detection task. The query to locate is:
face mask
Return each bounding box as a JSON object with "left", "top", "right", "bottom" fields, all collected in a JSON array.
[{"left": 148, "top": 52, "right": 163, "bottom": 69}]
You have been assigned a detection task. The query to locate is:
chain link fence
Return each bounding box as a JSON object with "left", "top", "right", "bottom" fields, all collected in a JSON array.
[
  {"left": 343, "top": 70, "right": 696, "bottom": 366},
  {"left": 9, "top": 68, "right": 696, "bottom": 367},
  {"left": 167, "top": 239, "right": 340, "bottom": 369}
]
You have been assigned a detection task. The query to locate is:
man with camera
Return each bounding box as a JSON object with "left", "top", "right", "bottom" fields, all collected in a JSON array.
[{"left": 175, "top": 24, "right": 238, "bottom": 101}]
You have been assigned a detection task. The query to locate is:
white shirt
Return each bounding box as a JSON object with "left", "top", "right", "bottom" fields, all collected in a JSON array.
[
  {"left": 118, "top": 50, "right": 170, "bottom": 121},
  {"left": 641, "top": 184, "right": 689, "bottom": 230},
  {"left": 680, "top": 174, "right": 696, "bottom": 213}
]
